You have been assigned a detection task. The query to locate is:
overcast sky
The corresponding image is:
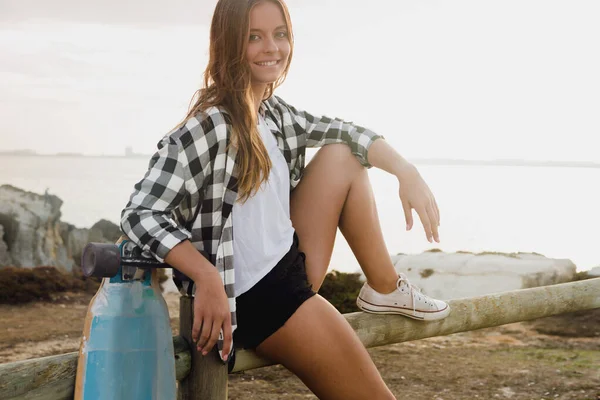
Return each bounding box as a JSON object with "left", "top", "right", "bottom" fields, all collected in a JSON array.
[{"left": 1, "top": 0, "right": 599, "bottom": 161}]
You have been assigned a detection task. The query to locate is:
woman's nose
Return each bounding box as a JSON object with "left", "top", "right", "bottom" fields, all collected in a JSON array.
[{"left": 263, "top": 37, "right": 278, "bottom": 53}]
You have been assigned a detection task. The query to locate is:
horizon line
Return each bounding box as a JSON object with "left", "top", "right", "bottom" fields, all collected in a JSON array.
[{"left": 1, "top": 150, "right": 599, "bottom": 168}]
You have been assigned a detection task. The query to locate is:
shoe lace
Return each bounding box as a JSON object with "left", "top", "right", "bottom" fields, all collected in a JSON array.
[{"left": 396, "top": 273, "right": 426, "bottom": 314}]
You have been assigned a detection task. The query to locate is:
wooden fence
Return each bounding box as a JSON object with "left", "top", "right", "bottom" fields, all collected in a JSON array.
[{"left": 1, "top": 278, "right": 599, "bottom": 399}]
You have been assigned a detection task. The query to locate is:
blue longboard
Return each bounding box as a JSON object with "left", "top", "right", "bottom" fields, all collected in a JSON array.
[{"left": 74, "top": 240, "right": 177, "bottom": 400}]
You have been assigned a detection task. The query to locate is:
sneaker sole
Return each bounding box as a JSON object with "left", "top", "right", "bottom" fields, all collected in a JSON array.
[{"left": 356, "top": 296, "right": 451, "bottom": 321}]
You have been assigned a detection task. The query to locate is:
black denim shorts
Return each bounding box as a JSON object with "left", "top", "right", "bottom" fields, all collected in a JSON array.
[{"left": 233, "top": 232, "right": 316, "bottom": 349}]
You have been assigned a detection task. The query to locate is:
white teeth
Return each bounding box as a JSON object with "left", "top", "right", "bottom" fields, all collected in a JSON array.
[{"left": 257, "top": 61, "right": 277, "bottom": 66}]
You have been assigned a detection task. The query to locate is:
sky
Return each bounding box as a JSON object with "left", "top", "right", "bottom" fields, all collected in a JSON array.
[{"left": 1, "top": 0, "right": 599, "bottom": 162}]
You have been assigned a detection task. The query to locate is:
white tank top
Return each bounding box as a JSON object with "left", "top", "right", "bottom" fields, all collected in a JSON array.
[{"left": 232, "top": 115, "right": 295, "bottom": 296}]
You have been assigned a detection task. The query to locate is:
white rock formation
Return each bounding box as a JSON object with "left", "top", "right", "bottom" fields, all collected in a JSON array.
[
  {"left": 0, "top": 185, "right": 121, "bottom": 271},
  {"left": 359, "top": 251, "right": 577, "bottom": 300},
  {"left": 588, "top": 266, "right": 600, "bottom": 278},
  {"left": 0, "top": 185, "right": 72, "bottom": 269}
]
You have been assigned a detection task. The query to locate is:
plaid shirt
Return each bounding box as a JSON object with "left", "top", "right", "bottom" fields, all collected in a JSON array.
[{"left": 120, "top": 95, "right": 383, "bottom": 356}]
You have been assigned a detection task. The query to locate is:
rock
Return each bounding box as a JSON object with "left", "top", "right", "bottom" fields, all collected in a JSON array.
[
  {"left": 89, "top": 219, "right": 122, "bottom": 243},
  {"left": 0, "top": 185, "right": 122, "bottom": 271},
  {"left": 0, "top": 185, "right": 73, "bottom": 270},
  {"left": 63, "top": 221, "right": 122, "bottom": 268},
  {"left": 359, "top": 251, "right": 577, "bottom": 300},
  {"left": 0, "top": 225, "right": 11, "bottom": 265},
  {"left": 588, "top": 266, "right": 600, "bottom": 278},
  {"left": 499, "top": 387, "right": 515, "bottom": 398},
  {"left": 65, "top": 225, "right": 91, "bottom": 267}
]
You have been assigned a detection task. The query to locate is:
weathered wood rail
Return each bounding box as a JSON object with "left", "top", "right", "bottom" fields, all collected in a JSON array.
[{"left": 1, "top": 278, "right": 599, "bottom": 399}]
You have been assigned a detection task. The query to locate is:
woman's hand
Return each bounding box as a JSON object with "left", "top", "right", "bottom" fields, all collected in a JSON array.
[
  {"left": 164, "top": 240, "right": 233, "bottom": 361},
  {"left": 364, "top": 139, "right": 440, "bottom": 243},
  {"left": 397, "top": 164, "right": 441, "bottom": 243},
  {"left": 192, "top": 267, "right": 233, "bottom": 360}
]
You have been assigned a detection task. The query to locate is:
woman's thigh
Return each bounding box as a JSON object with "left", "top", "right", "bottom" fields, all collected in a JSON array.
[
  {"left": 255, "top": 295, "right": 395, "bottom": 400},
  {"left": 290, "top": 144, "right": 364, "bottom": 289}
]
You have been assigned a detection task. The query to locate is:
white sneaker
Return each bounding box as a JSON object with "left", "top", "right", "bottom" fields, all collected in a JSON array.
[{"left": 356, "top": 273, "right": 450, "bottom": 321}]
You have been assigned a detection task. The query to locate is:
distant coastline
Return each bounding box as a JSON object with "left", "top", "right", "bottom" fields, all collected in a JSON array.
[
  {"left": 410, "top": 158, "right": 600, "bottom": 169},
  {"left": 1, "top": 149, "right": 599, "bottom": 169},
  {"left": 0, "top": 150, "right": 151, "bottom": 159}
]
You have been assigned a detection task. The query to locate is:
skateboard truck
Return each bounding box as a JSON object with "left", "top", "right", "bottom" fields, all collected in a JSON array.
[{"left": 82, "top": 241, "right": 171, "bottom": 281}]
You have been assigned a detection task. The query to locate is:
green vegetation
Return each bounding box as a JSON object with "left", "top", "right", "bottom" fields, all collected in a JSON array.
[
  {"left": 573, "top": 270, "right": 592, "bottom": 281},
  {"left": 420, "top": 268, "right": 435, "bottom": 278},
  {"left": 502, "top": 348, "right": 600, "bottom": 371},
  {"left": 0, "top": 266, "right": 100, "bottom": 304},
  {"left": 0, "top": 266, "right": 170, "bottom": 304},
  {"left": 319, "top": 270, "right": 363, "bottom": 313}
]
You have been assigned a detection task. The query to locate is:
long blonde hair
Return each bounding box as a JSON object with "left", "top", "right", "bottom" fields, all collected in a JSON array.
[{"left": 184, "top": 0, "right": 294, "bottom": 204}]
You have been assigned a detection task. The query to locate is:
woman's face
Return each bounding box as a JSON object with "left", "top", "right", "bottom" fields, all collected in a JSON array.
[{"left": 246, "top": 1, "right": 291, "bottom": 86}]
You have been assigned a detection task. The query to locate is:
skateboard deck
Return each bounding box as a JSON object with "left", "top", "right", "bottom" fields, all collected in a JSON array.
[{"left": 74, "top": 239, "right": 177, "bottom": 400}]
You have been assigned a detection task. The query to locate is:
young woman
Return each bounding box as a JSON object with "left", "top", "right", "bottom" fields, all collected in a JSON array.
[{"left": 121, "top": 0, "right": 449, "bottom": 398}]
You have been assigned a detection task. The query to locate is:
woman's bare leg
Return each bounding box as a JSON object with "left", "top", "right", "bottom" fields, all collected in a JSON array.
[
  {"left": 265, "top": 143, "right": 402, "bottom": 398},
  {"left": 290, "top": 143, "right": 398, "bottom": 293},
  {"left": 256, "top": 295, "right": 396, "bottom": 400}
]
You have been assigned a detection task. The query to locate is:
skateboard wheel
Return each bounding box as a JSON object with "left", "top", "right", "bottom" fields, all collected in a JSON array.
[{"left": 82, "top": 243, "right": 121, "bottom": 278}]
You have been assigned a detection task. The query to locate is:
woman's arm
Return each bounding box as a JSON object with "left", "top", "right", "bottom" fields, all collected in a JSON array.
[
  {"left": 120, "top": 120, "right": 233, "bottom": 361},
  {"left": 120, "top": 137, "right": 194, "bottom": 262},
  {"left": 270, "top": 96, "right": 383, "bottom": 168},
  {"left": 367, "top": 139, "right": 441, "bottom": 244},
  {"left": 269, "top": 96, "right": 440, "bottom": 244}
]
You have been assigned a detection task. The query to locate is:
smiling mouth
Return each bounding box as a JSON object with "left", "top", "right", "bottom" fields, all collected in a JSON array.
[{"left": 255, "top": 60, "right": 280, "bottom": 67}]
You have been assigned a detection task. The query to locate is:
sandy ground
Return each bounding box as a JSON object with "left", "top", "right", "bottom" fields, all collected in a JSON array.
[{"left": 1, "top": 291, "right": 599, "bottom": 400}]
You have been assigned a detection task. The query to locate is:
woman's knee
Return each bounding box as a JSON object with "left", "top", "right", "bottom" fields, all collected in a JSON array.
[{"left": 311, "top": 144, "right": 363, "bottom": 172}]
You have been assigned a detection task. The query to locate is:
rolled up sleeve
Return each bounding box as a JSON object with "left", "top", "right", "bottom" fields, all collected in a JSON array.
[
  {"left": 121, "top": 137, "right": 193, "bottom": 262},
  {"left": 277, "top": 96, "right": 384, "bottom": 168}
]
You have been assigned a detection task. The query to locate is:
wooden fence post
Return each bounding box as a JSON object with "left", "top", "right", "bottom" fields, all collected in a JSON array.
[{"left": 177, "top": 296, "right": 228, "bottom": 400}]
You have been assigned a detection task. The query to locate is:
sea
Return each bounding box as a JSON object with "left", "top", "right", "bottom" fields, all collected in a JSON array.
[{"left": 1, "top": 154, "right": 599, "bottom": 273}]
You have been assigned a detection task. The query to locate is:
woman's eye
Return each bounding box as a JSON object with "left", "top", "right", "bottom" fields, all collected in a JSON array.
[
  {"left": 249, "top": 34, "right": 260, "bottom": 41},
  {"left": 275, "top": 31, "right": 288, "bottom": 39}
]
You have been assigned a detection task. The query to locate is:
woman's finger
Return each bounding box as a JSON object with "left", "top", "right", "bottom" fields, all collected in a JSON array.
[
  {"left": 433, "top": 197, "right": 441, "bottom": 226},
  {"left": 221, "top": 316, "right": 233, "bottom": 362},
  {"left": 202, "top": 319, "right": 222, "bottom": 356},
  {"left": 416, "top": 206, "right": 433, "bottom": 242},
  {"left": 197, "top": 316, "right": 213, "bottom": 352},
  {"left": 429, "top": 199, "right": 439, "bottom": 228},
  {"left": 428, "top": 204, "right": 440, "bottom": 243},
  {"left": 192, "top": 312, "right": 203, "bottom": 343},
  {"left": 401, "top": 196, "right": 413, "bottom": 231}
]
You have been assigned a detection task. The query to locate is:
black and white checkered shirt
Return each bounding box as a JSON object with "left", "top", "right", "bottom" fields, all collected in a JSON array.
[{"left": 120, "top": 95, "right": 383, "bottom": 356}]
